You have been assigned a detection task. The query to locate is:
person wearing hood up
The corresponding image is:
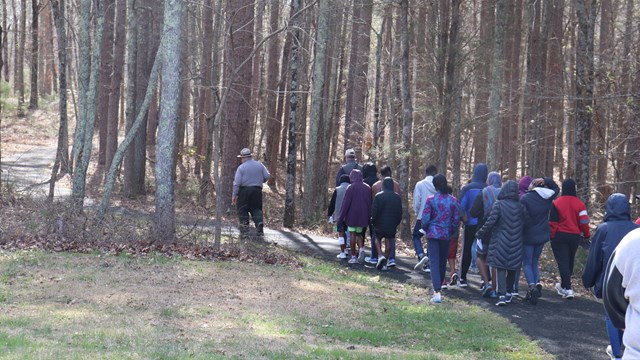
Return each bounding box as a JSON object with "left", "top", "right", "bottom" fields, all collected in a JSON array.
[
  {"left": 421, "top": 174, "right": 461, "bottom": 303},
  {"left": 328, "top": 174, "right": 351, "bottom": 259},
  {"left": 459, "top": 163, "right": 489, "bottom": 287},
  {"left": 518, "top": 176, "right": 533, "bottom": 199},
  {"left": 476, "top": 180, "right": 528, "bottom": 306},
  {"left": 549, "top": 179, "right": 591, "bottom": 299},
  {"left": 520, "top": 177, "right": 559, "bottom": 305},
  {"left": 336, "top": 169, "right": 372, "bottom": 264},
  {"left": 361, "top": 162, "right": 379, "bottom": 263},
  {"left": 371, "top": 177, "right": 403, "bottom": 270},
  {"left": 469, "top": 171, "right": 502, "bottom": 297},
  {"left": 583, "top": 193, "right": 639, "bottom": 360}
]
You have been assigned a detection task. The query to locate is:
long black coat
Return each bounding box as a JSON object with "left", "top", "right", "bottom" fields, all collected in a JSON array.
[
  {"left": 371, "top": 178, "right": 402, "bottom": 237},
  {"left": 476, "top": 180, "right": 528, "bottom": 270}
]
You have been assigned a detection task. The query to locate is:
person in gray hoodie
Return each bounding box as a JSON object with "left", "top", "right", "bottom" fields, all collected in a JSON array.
[
  {"left": 520, "top": 177, "right": 559, "bottom": 305},
  {"left": 328, "top": 174, "right": 351, "bottom": 259},
  {"left": 583, "top": 194, "right": 639, "bottom": 360}
]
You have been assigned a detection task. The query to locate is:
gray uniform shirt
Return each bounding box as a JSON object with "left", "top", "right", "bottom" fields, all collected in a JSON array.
[{"left": 233, "top": 159, "right": 270, "bottom": 197}]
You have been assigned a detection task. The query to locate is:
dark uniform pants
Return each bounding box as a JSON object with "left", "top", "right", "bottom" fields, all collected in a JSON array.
[{"left": 237, "top": 186, "right": 263, "bottom": 233}]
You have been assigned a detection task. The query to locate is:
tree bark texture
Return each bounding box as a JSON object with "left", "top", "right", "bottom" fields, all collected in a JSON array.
[
  {"left": 574, "top": 0, "right": 597, "bottom": 207},
  {"left": 283, "top": 0, "right": 302, "bottom": 228},
  {"left": 96, "top": 0, "right": 115, "bottom": 165},
  {"left": 398, "top": 0, "right": 413, "bottom": 241},
  {"left": 28, "top": 0, "right": 38, "bottom": 109},
  {"left": 486, "top": 0, "right": 507, "bottom": 170},
  {"left": 264, "top": 0, "right": 280, "bottom": 188},
  {"left": 302, "top": 0, "right": 329, "bottom": 222},
  {"left": 105, "top": 0, "right": 126, "bottom": 171},
  {"left": 154, "top": 0, "right": 182, "bottom": 245},
  {"left": 220, "top": 0, "right": 254, "bottom": 210}
]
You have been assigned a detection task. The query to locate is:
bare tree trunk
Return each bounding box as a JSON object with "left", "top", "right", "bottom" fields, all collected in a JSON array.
[
  {"left": 506, "top": 0, "right": 523, "bottom": 178},
  {"left": 1, "top": 0, "right": 7, "bottom": 82},
  {"left": 398, "top": 0, "right": 413, "bottom": 241},
  {"left": 522, "top": 0, "right": 541, "bottom": 176},
  {"left": 220, "top": 0, "right": 254, "bottom": 210},
  {"left": 486, "top": 0, "right": 507, "bottom": 170},
  {"left": 574, "top": 0, "right": 597, "bottom": 207},
  {"left": 302, "top": 0, "right": 329, "bottom": 222},
  {"left": 593, "top": 0, "right": 613, "bottom": 204},
  {"left": 547, "top": 0, "right": 564, "bottom": 178},
  {"left": 47, "top": 0, "right": 69, "bottom": 200},
  {"left": 16, "top": 0, "right": 25, "bottom": 116},
  {"left": 105, "top": 0, "right": 125, "bottom": 171},
  {"left": 95, "top": 0, "right": 115, "bottom": 165},
  {"left": 123, "top": 0, "right": 138, "bottom": 196},
  {"left": 0, "top": 25, "right": 3, "bottom": 191},
  {"left": 28, "top": 0, "right": 38, "bottom": 109},
  {"left": 196, "top": 0, "right": 214, "bottom": 206},
  {"left": 264, "top": 0, "right": 280, "bottom": 188},
  {"left": 343, "top": 0, "right": 373, "bottom": 156},
  {"left": 154, "top": 0, "right": 183, "bottom": 246},
  {"left": 439, "top": 0, "right": 461, "bottom": 175},
  {"left": 616, "top": 0, "right": 634, "bottom": 195},
  {"left": 283, "top": 0, "right": 302, "bottom": 228},
  {"left": 71, "top": 0, "right": 105, "bottom": 209},
  {"left": 472, "top": 0, "right": 494, "bottom": 164}
]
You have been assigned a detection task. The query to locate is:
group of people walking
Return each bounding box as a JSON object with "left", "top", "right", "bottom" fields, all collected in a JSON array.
[
  {"left": 230, "top": 145, "right": 639, "bottom": 359},
  {"left": 328, "top": 149, "right": 640, "bottom": 360}
]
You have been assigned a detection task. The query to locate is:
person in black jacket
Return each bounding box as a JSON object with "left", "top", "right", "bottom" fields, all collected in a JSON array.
[
  {"left": 371, "top": 178, "right": 402, "bottom": 270},
  {"left": 583, "top": 194, "right": 639, "bottom": 360},
  {"left": 476, "top": 180, "right": 528, "bottom": 306}
]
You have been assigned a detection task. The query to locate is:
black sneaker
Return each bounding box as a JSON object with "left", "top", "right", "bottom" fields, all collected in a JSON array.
[
  {"left": 458, "top": 279, "right": 468, "bottom": 287},
  {"left": 256, "top": 223, "right": 264, "bottom": 237},
  {"left": 530, "top": 285, "right": 540, "bottom": 305},
  {"left": 496, "top": 295, "right": 506, "bottom": 306},
  {"left": 376, "top": 256, "right": 387, "bottom": 270},
  {"left": 450, "top": 273, "right": 459, "bottom": 287},
  {"left": 505, "top": 293, "right": 513, "bottom": 303}
]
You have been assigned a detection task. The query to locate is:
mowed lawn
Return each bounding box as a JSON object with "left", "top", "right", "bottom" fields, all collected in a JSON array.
[{"left": 0, "top": 250, "right": 550, "bottom": 359}]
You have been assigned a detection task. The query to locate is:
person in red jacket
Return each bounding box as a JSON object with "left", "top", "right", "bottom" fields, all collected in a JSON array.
[{"left": 549, "top": 179, "right": 591, "bottom": 299}]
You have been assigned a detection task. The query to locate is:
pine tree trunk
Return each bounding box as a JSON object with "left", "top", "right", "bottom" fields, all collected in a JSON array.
[
  {"left": 486, "top": 0, "right": 507, "bottom": 170},
  {"left": 96, "top": 0, "right": 115, "bottom": 165},
  {"left": 505, "top": 0, "right": 523, "bottom": 178},
  {"left": 1, "top": 0, "right": 7, "bottom": 82},
  {"left": 302, "top": 0, "right": 330, "bottom": 222},
  {"left": 398, "top": 0, "right": 413, "bottom": 241},
  {"left": 105, "top": 0, "right": 125, "bottom": 171},
  {"left": 16, "top": 0, "right": 25, "bottom": 116},
  {"left": 343, "top": 0, "right": 373, "bottom": 156},
  {"left": 471, "top": 0, "right": 494, "bottom": 164},
  {"left": 616, "top": 0, "right": 634, "bottom": 195},
  {"left": 264, "top": 0, "right": 281, "bottom": 188},
  {"left": 154, "top": 0, "right": 183, "bottom": 245},
  {"left": 220, "top": 0, "right": 254, "bottom": 210},
  {"left": 574, "top": 0, "right": 597, "bottom": 207},
  {"left": 547, "top": 0, "right": 564, "bottom": 178},
  {"left": 283, "top": 0, "right": 302, "bottom": 228},
  {"left": 123, "top": 0, "right": 138, "bottom": 196},
  {"left": 28, "top": 0, "right": 38, "bottom": 109},
  {"left": 48, "top": 0, "right": 69, "bottom": 199},
  {"left": 71, "top": 0, "right": 105, "bottom": 209}
]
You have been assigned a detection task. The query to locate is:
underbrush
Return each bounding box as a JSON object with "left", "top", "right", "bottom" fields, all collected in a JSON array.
[{"left": 0, "top": 195, "right": 304, "bottom": 268}]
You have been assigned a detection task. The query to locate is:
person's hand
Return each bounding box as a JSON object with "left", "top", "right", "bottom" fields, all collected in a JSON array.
[{"left": 231, "top": 196, "right": 237, "bottom": 205}]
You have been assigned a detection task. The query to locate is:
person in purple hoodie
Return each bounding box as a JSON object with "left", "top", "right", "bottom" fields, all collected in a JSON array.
[{"left": 336, "top": 169, "right": 373, "bottom": 264}]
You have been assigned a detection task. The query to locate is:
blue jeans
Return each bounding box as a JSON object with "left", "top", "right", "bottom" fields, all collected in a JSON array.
[
  {"left": 605, "top": 312, "right": 623, "bottom": 358},
  {"left": 428, "top": 238, "right": 450, "bottom": 291},
  {"left": 522, "top": 243, "right": 545, "bottom": 285},
  {"left": 412, "top": 220, "right": 425, "bottom": 259}
]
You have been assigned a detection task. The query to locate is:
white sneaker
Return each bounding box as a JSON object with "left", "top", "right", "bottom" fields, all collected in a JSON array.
[
  {"left": 563, "top": 288, "right": 575, "bottom": 299},
  {"left": 348, "top": 256, "right": 358, "bottom": 264},
  {"left": 336, "top": 252, "right": 347, "bottom": 259},
  {"left": 555, "top": 283, "right": 567, "bottom": 297},
  {"left": 606, "top": 345, "right": 621, "bottom": 360},
  {"left": 357, "top": 248, "right": 365, "bottom": 263},
  {"left": 431, "top": 292, "right": 442, "bottom": 303},
  {"left": 414, "top": 255, "right": 429, "bottom": 270}
]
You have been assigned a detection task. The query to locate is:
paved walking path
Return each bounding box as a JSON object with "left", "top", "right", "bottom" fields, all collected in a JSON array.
[{"left": 1, "top": 145, "right": 609, "bottom": 359}]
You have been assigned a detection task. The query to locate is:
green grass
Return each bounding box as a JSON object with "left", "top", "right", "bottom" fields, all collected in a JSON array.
[{"left": 0, "top": 250, "right": 551, "bottom": 359}]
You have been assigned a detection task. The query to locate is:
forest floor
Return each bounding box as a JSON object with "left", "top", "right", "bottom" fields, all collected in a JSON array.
[{"left": 0, "top": 108, "right": 610, "bottom": 359}]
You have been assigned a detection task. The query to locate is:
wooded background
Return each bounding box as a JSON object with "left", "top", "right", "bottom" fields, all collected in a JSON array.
[{"left": 0, "top": 0, "right": 638, "bottom": 244}]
